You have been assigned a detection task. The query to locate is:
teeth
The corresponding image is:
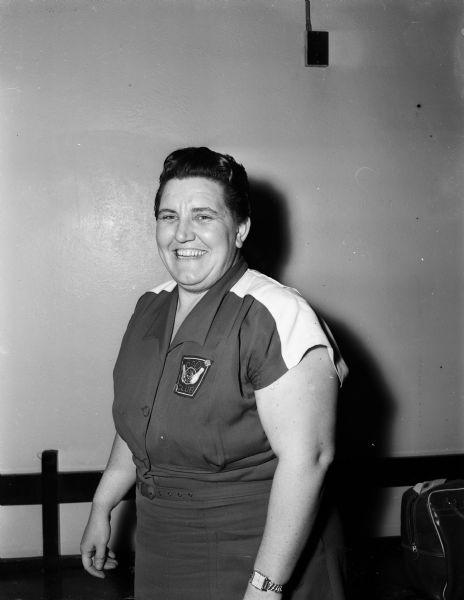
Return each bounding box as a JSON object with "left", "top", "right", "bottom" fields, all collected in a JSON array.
[{"left": 175, "top": 249, "right": 206, "bottom": 257}]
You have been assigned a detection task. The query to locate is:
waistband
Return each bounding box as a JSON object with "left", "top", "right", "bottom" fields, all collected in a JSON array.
[{"left": 137, "top": 477, "right": 272, "bottom": 502}]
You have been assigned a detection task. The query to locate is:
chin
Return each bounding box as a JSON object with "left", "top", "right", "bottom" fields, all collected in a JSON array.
[{"left": 176, "top": 272, "right": 208, "bottom": 289}]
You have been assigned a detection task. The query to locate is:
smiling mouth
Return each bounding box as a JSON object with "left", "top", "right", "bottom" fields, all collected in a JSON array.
[{"left": 175, "top": 249, "right": 207, "bottom": 259}]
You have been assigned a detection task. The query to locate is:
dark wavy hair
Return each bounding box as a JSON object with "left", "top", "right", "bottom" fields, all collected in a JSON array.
[{"left": 154, "top": 147, "right": 250, "bottom": 224}]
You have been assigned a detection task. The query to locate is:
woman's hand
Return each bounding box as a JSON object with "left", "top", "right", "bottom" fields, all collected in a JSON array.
[{"left": 80, "top": 506, "right": 118, "bottom": 578}]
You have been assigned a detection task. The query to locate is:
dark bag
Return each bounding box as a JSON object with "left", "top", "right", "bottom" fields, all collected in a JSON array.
[{"left": 401, "top": 479, "right": 464, "bottom": 600}]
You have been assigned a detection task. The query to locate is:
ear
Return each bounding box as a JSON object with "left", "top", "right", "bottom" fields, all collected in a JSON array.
[{"left": 235, "top": 218, "right": 251, "bottom": 249}]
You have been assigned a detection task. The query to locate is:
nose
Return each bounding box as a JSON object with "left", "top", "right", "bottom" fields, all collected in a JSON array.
[{"left": 175, "top": 217, "right": 195, "bottom": 242}]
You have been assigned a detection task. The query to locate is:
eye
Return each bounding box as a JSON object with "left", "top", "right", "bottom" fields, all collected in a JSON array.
[
  {"left": 196, "top": 214, "right": 213, "bottom": 222},
  {"left": 159, "top": 214, "right": 177, "bottom": 222}
]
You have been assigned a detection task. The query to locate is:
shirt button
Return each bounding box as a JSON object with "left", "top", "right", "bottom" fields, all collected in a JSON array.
[{"left": 141, "top": 406, "right": 150, "bottom": 417}]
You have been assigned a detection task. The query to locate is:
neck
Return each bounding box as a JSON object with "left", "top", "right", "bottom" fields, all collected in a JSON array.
[
  {"left": 176, "top": 287, "right": 208, "bottom": 314},
  {"left": 171, "top": 288, "right": 207, "bottom": 343}
]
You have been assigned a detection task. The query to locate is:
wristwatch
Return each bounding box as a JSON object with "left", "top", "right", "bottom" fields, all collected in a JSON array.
[{"left": 249, "top": 570, "right": 284, "bottom": 593}]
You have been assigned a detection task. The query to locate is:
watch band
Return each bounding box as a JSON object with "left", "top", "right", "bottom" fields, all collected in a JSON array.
[{"left": 249, "top": 570, "right": 284, "bottom": 593}]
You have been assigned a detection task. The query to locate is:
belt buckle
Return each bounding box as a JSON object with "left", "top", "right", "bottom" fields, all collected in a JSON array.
[{"left": 140, "top": 481, "right": 155, "bottom": 500}]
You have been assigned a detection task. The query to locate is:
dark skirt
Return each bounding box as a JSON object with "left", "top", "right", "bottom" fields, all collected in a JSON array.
[{"left": 135, "top": 480, "right": 346, "bottom": 600}]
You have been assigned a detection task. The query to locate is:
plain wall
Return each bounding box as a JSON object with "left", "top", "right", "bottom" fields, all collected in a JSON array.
[{"left": 1, "top": 0, "right": 463, "bottom": 557}]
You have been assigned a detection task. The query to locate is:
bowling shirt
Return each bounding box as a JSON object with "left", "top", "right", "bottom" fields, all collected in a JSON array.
[{"left": 112, "top": 258, "right": 348, "bottom": 486}]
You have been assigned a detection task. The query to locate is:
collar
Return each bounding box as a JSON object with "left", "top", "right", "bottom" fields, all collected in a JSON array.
[
  {"left": 144, "top": 257, "right": 248, "bottom": 350},
  {"left": 171, "top": 256, "right": 248, "bottom": 348}
]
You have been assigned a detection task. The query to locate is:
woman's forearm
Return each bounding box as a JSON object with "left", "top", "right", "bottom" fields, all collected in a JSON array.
[
  {"left": 92, "top": 432, "right": 136, "bottom": 514},
  {"left": 251, "top": 454, "right": 332, "bottom": 587},
  {"left": 81, "top": 432, "right": 136, "bottom": 577}
]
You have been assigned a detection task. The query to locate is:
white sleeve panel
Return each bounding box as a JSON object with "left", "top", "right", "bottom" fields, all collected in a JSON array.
[{"left": 231, "top": 269, "right": 348, "bottom": 385}]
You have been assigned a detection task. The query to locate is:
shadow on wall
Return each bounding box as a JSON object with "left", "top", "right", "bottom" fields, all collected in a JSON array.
[
  {"left": 244, "top": 178, "right": 396, "bottom": 543},
  {"left": 327, "top": 315, "right": 396, "bottom": 541},
  {"left": 242, "top": 178, "right": 291, "bottom": 281}
]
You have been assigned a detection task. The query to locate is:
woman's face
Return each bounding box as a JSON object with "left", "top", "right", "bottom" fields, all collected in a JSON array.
[{"left": 156, "top": 177, "right": 250, "bottom": 295}]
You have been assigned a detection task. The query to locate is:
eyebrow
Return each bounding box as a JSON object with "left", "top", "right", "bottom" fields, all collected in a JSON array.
[
  {"left": 191, "top": 207, "right": 220, "bottom": 215},
  {"left": 158, "top": 207, "right": 220, "bottom": 215},
  {"left": 158, "top": 208, "right": 177, "bottom": 215}
]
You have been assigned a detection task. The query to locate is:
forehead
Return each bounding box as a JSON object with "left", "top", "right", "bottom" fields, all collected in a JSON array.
[{"left": 160, "top": 177, "right": 227, "bottom": 210}]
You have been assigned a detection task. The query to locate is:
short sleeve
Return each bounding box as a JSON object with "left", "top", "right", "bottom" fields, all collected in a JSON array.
[
  {"left": 121, "top": 292, "right": 154, "bottom": 336},
  {"left": 239, "top": 277, "right": 348, "bottom": 390}
]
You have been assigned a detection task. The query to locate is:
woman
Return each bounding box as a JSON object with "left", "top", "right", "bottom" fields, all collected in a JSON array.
[{"left": 81, "top": 147, "right": 348, "bottom": 599}]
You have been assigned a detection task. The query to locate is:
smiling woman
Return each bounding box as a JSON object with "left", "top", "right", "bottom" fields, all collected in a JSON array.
[
  {"left": 156, "top": 177, "right": 250, "bottom": 300},
  {"left": 80, "top": 147, "right": 349, "bottom": 600}
]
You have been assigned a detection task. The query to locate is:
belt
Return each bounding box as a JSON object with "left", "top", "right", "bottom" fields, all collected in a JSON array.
[
  {"left": 137, "top": 478, "right": 272, "bottom": 502},
  {"left": 138, "top": 481, "right": 194, "bottom": 501}
]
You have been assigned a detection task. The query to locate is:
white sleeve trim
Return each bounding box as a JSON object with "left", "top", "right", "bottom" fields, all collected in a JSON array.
[
  {"left": 231, "top": 270, "right": 348, "bottom": 385},
  {"left": 149, "top": 279, "right": 177, "bottom": 294}
]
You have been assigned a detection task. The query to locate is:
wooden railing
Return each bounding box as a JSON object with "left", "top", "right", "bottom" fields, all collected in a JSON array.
[{"left": 0, "top": 450, "right": 462, "bottom": 571}]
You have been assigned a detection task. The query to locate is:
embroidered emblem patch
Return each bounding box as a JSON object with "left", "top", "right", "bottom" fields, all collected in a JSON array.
[{"left": 174, "top": 356, "right": 213, "bottom": 397}]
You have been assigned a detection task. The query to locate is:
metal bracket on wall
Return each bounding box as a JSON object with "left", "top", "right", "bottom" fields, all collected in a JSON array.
[{"left": 305, "top": 0, "right": 329, "bottom": 67}]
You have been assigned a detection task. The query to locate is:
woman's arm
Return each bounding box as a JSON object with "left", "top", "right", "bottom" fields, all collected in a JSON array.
[
  {"left": 244, "top": 346, "right": 338, "bottom": 599},
  {"left": 80, "top": 431, "right": 136, "bottom": 578}
]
